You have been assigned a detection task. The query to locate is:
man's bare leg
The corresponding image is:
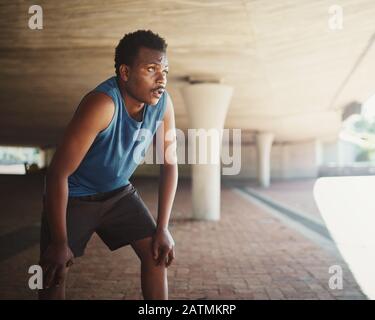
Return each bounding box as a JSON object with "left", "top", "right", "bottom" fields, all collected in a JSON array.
[
  {"left": 38, "top": 267, "right": 69, "bottom": 300},
  {"left": 131, "top": 236, "right": 168, "bottom": 300}
]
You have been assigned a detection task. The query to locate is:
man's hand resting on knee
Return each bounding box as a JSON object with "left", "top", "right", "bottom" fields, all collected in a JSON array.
[
  {"left": 152, "top": 228, "right": 175, "bottom": 268},
  {"left": 39, "top": 243, "right": 74, "bottom": 288}
]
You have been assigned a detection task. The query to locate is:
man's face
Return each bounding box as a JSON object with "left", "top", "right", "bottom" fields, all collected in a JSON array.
[{"left": 123, "top": 47, "right": 168, "bottom": 106}]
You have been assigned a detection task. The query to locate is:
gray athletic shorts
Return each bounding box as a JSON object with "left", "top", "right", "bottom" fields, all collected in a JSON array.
[{"left": 40, "top": 183, "right": 157, "bottom": 258}]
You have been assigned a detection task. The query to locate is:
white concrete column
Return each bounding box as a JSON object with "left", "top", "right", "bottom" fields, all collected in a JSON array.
[
  {"left": 256, "top": 132, "right": 274, "bottom": 187},
  {"left": 181, "top": 83, "right": 233, "bottom": 221}
]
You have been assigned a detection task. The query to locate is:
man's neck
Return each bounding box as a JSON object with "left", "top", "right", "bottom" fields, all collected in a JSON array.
[{"left": 117, "top": 78, "right": 145, "bottom": 118}]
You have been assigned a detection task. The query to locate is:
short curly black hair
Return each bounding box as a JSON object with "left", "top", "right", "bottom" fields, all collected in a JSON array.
[{"left": 114, "top": 30, "right": 167, "bottom": 77}]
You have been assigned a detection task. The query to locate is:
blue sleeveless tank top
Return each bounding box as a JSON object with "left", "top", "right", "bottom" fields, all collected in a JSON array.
[{"left": 67, "top": 76, "right": 168, "bottom": 196}]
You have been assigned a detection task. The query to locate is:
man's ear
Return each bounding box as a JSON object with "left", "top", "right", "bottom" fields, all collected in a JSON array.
[{"left": 119, "top": 64, "right": 130, "bottom": 82}]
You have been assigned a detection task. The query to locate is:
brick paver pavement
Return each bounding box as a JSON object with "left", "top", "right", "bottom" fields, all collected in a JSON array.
[
  {"left": 225, "top": 179, "right": 322, "bottom": 221},
  {"left": 0, "top": 175, "right": 366, "bottom": 299}
]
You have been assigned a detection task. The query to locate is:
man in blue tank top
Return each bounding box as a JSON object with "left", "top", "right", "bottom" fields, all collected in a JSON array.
[{"left": 39, "top": 30, "right": 178, "bottom": 300}]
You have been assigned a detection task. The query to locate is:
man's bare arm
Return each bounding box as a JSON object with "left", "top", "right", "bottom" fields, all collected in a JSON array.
[
  {"left": 41, "top": 92, "right": 114, "bottom": 286},
  {"left": 156, "top": 94, "right": 178, "bottom": 230},
  {"left": 45, "top": 92, "right": 114, "bottom": 244},
  {"left": 153, "top": 94, "right": 178, "bottom": 267}
]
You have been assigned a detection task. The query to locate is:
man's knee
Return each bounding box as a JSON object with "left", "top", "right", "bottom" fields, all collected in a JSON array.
[
  {"left": 38, "top": 266, "right": 70, "bottom": 300},
  {"left": 131, "top": 237, "right": 160, "bottom": 266},
  {"left": 43, "top": 266, "right": 70, "bottom": 289}
]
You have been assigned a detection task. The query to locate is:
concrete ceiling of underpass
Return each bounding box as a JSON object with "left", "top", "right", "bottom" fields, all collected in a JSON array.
[{"left": 1, "top": 0, "right": 375, "bottom": 147}]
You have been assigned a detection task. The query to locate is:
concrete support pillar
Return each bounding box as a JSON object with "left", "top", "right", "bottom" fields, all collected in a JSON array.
[
  {"left": 181, "top": 83, "right": 233, "bottom": 221},
  {"left": 256, "top": 132, "right": 274, "bottom": 188}
]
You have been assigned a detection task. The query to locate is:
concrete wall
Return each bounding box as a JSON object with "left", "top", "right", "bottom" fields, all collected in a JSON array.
[
  {"left": 134, "top": 137, "right": 322, "bottom": 180},
  {"left": 320, "top": 139, "right": 361, "bottom": 166}
]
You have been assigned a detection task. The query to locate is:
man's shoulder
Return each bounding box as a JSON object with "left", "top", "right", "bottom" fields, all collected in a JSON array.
[
  {"left": 73, "top": 91, "right": 115, "bottom": 132},
  {"left": 80, "top": 91, "right": 115, "bottom": 113}
]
